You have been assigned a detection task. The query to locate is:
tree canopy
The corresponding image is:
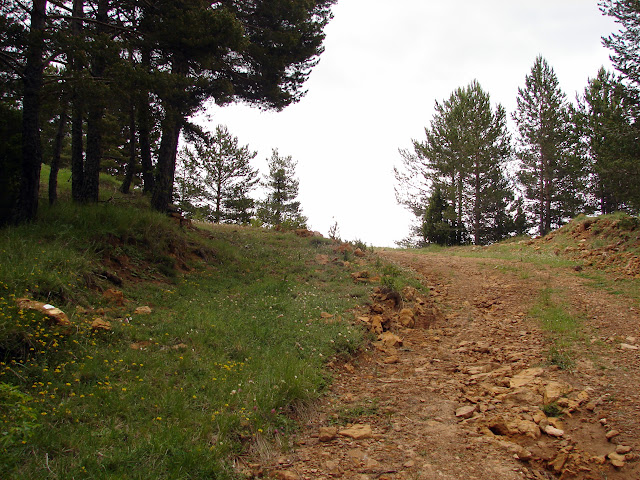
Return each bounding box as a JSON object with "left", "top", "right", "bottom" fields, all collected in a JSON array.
[
  {"left": 0, "top": 0, "right": 337, "bottom": 225},
  {"left": 513, "top": 56, "right": 587, "bottom": 236},
  {"left": 396, "top": 80, "right": 513, "bottom": 245},
  {"left": 174, "top": 125, "right": 259, "bottom": 223},
  {"left": 258, "top": 149, "right": 307, "bottom": 228}
]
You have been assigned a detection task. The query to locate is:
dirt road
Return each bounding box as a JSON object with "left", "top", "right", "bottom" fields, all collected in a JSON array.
[{"left": 259, "top": 249, "right": 640, "bottom": 480}]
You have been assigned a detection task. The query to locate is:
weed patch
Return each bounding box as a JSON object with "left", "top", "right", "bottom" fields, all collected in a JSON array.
[{"left": 530, "top": 288, "right": 582, "bottom": 370}]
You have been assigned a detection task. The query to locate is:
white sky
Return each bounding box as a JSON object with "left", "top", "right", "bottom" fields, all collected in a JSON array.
[{"left": 196, "top": 1, "right": 619, "bottom": 247}]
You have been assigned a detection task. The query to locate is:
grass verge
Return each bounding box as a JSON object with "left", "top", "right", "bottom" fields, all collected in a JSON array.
[{"left": 0, "top": 199, "right": 380, "bottom": 479}]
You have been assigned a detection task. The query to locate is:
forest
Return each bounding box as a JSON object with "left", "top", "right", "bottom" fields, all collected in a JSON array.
[
  {"left": 0, "top": 0, "right": 334, "bottom": 226},
  {"left": 395, "top": 2, "right": 640, "bottom": 246},
  {"left": 1, "top": 1, "right": 639, "bottom": 244}
]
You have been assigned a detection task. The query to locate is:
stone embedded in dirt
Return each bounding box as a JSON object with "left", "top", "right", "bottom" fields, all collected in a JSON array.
[
  {"left": 347, "top": 448, "right": 365, "bottom": 463},
  {"left": 501, "top": 418, "right": 541, "bottom": 439},
  {"left": 383, "top": 355, "right": 400, "bottom": 364},
  {"left": 509, "top": 367, "right": 544, "bottom": 388},
  {"left": 575, "top": 390, "right": 590, "bottom": 405},
  {"left": 620, "top": 343, "right": 639, "bottom": 350},
  {"left": 544, "top": 425, "right": 564, "bottom": 438},
  {"left": 616, "top": 445, "right": 632, "bottom": 454},
  {"left": 273, "top": 470, "right": 299, "bottom": 480},
  {"left": 324, "top": 459, "right": 341, "bottom": 474},
  {"left": 503, "top": 387, "right": 543, "bottom": 406},
  {"left": 371, "top": 316, "right": 384, "bottom": 334},
  {"left": 379, "top": 331, "right": 402, "bottom": 348},
  {"left": 605, "top": 429, "right": 621, "bottom": 441},
  {"left": 402, "top": 286, "right": 418, "bottom": 302},
  {"left": 398, "top": 308, "right": 415, "bottom": 328},
  {"left": 607, "top": 452, "right": 626, "bottom": 468},
  {"left": 549, "top": 452, "right": 568, "bottom": 473},
  {"left": 455, "top": 405, "right": 477, "bottom": 419},
  {"left": 16, "top": 298, "right": 71, "bottom": 326},
  {"left": 339, "top": 424, "right": 373, "bottom": 440},
  {"left": 103, "top": 288, "right": 125, "bottom": 306},
  {"left": 543, "top": 381, "right": 572, "bottom": 404},
  {"left": 91, "top": 318, "right": 112, "bottom": 331},
  {"left": 532, "top": 409, "right": 547, "bottom": 425},
  {"left": 363, "top": 456, "right": 381, "bottom": 471},
  {"left": 134, "top": 306, "right": 152, "bottom": 315},
  {"left": 318, "top": 426, "right": 338, "bottom": 442},
  {"left": 315, "top": 254, "right": 330, "bottom": 265},
  {"left": 547, "top": 417, "right": 564, "bottom": 431}
]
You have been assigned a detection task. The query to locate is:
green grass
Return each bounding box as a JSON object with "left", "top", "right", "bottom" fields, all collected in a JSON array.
[
  {"left": 0, "top": 192, "right": 383, "bottom": 478},
  {"left": 530, "top": 288, "right": 583, "bottom": 370},
  {"left": 332, "top": 399, "right": 380, "bottom": 425},
  {"left": 411, "top": 241, "right": 576, "bottom": 270}
]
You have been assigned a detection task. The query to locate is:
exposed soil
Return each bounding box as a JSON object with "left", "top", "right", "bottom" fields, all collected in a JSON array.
[{"left": 252, "top": 247, "right": 640, "bottom": 480}]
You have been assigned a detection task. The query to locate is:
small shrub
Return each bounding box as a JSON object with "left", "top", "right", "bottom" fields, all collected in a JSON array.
[
  {"left": 382, "top": 264, "right": 402, "bottom": 278},
  {"left": 381, "top": 275, "right": 400, "bottom": 293},
  {"left": 547, "top": 345, "right": 575, "bottom": 370},
  {"left": 352, "top": 239, "right": 367, "bottom": 252},
  {"left": 541, "top": 401, "right": 563, "bottom": 418}
]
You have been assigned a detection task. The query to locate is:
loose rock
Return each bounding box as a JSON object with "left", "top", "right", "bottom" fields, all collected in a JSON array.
[
  {"left": 318, "top": 427, "right": 338, "bottom": 442},
  {"left": 607, "top": 452, "right": 626, "bottom": 468},
  {"left": 544, "top": 425, "right": 565, "bottom": 438},
  {"left": 455, "top": 405, "right": 477, "bottom": 419},
  {"left": 605, "top": 429, "right": 621, "bottom": 441},
  {"left": 339, "top": 424, "right": 373, "bottom": 440},
  {"left": 91, "top": 318, "right": 112, "bottom": 331},
  {"left": 16, "top": 298, "right": 71, "bottom": 326}
]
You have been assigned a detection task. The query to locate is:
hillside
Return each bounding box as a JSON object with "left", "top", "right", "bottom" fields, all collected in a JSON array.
[
  {"left": 0, "top": 187, "right": 415, "bottom": 479},
  {"left": 2, "top": 188, "right": 639, "bottom": 480}
]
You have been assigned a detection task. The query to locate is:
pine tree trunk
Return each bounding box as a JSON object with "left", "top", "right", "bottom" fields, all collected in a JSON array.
[
  {"left": 151, "top": 109, "right": 182, "bottom": 212},
  {"left": 473, "top": 157, "right": 480, "bottom": 245},
  {"left": 15, "top": 0, "right": 47, "bottom": 223},
  {"left": 538, "top": 152, "right": 545, "bottom": 236},
  {"left": 70, "top": 0, "right": 85, "bottom": 203},
  {"left": 138, "top": 49, "right": 154, "bottom": 194},
  {"left": 120, "top": 103, "right": 137, "bottom": 194},
  {"left": 49, "top": 105, "right": 68, "bottom": 205},
  {"left": 83, "top": 0, "right": 108, "bottom": 203}
]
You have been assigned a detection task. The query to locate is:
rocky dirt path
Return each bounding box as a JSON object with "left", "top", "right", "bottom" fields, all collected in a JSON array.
[{"left": 254, "top": 249, "right": 640, "bottom": 480}]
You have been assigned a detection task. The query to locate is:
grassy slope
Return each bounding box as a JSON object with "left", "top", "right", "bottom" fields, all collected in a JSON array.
[{"left": 0, "top": 171, "right": 395, "bottom": 479}]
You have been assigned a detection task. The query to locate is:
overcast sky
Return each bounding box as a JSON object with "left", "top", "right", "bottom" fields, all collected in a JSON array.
[{"left": 197, "top": 1, "right": 619, "bottom": 247}]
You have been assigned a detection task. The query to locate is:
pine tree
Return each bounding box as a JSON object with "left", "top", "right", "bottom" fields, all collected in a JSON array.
[
  {"left": 396, "top": 81, "right": 512, "bottom": 245},
  {"left": 601, "top": 1, "right": 640, "bottom": 87},
  {"left": 174, "top": 126, "right": 259, "bottom": 222},
  {"left": 579, "top": 68, "right": 640, "bottom": 213},
  {"left": 513, "top": 56, "right": 587, "bottom": 236},
  {"left": 259, "top": 149, "right": 307, "bottom": 228},
  {"left": 422, "top": 185, "right": 453, "bottom": 246}
]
